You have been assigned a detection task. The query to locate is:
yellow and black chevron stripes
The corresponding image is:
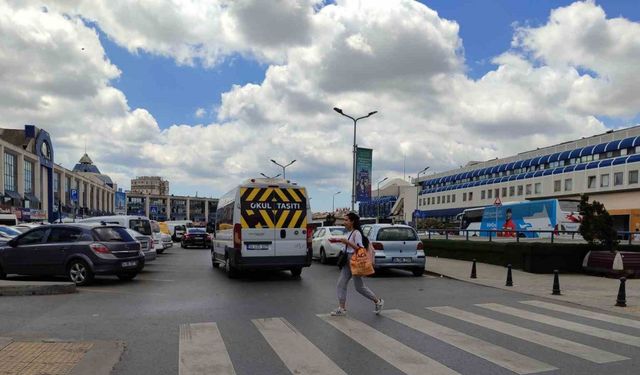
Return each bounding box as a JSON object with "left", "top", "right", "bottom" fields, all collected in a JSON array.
[{"left": 240, "top": 187, "right": 307, "bottom": 229}]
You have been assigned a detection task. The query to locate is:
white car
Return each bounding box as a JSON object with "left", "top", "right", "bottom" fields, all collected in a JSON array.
[
  {"left": 125, "top": 228, "right": 157, "bottom": 263},
  {"left": 312, "top": 226, "right": 348, "bottom": 264},
  {"left": 161, "top": 232, "right": 173, "bottom": 249}
]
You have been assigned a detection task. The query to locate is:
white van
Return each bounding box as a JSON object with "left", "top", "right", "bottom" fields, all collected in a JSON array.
[
  {"left": 0, "top": 214, "right": 18, "bottom": 226},
  {"left": 79, "top": 215, "right": 155, "bottom": 251},
  {"left": 212, "top": 178, "right": 312, "bottom": 278},
  {"left": 165, "top": 220, "right": 192, "bottom": 242}
]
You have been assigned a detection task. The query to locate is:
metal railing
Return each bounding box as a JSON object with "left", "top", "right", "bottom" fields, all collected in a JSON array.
[{"left": 419, "top": 228, "right": 640, "bottom": 245}]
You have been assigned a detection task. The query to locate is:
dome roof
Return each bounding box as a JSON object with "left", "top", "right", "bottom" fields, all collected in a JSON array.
[{"left": 72, "top": 153, "right": 114, "bottom": 187}]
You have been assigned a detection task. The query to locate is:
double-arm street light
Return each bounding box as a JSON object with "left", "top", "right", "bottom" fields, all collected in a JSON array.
[
  {"left": 333, "top": 107, "right": 378, "bottom": 211},
  {"left": 376, "top": 177, "right": 388, "bottom": 218},
  {"left": 260, "top": 173, "right": 281, "bottom": 179},
  {"left": 332, "top": 191, "right": 341, "bottom": 212},
  {"left": 270, "top": 159, "right": 296, "bottom": 179},
  {"left": 414, "top": 167, "right": 430, "bottom": 226}
]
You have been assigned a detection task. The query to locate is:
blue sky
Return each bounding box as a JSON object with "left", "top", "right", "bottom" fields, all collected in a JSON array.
[{"left": 101, "top": 0, "right": 640, "bottom": 130}]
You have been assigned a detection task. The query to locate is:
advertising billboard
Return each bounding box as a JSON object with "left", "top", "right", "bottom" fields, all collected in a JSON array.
[
  {"left": 115, "top": 191, "right": 127, "bottom": 215},
  {"left": 356, "top": 147, "right": 372, "bottom": 202}
]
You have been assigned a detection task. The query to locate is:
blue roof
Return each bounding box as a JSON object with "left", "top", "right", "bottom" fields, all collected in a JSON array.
[
  {"left": 552, "top": 167, "right": 564, "bottom": 174},
  {"left": 559, "top": 150, "right": 572, "bottom": 160},
  {"left": 542, "top": 169, "right": 553, "bottom": 176},
  {"left": 525, "top": 172, "right": 535, "bottom": 178},
  {"left": 593, "top": 142, "right": 607, "bottom": 154},
  {"left": 586, "top": 161, "right": 600, "bottom": 169},
  {"left": 605, "top": 140, "right": 621, "bottom": 152},
  {"left": 634, "top": 136, "right": 640, "bottom": 147},
  {"left": 563, "top": 165, "right": 576, "bottom": 172},
  {"left": 613, "top": 156, "right": 627, "bottom": 165},
  {"left": 497, "top": 164, "right": 507, "bottom": 172},
  {"left": 599, "top": 159, "right": 613, "bottom": 167},
  {"left": 569, "top": 148, "right": 583, "bottom": 159},
  {"left": 574, "top": 163, "right": 586, "bottom": 171},
  {"left": 513, "top": 160, "right": 524, "bottom": 169},
  {"left": 580, "top": 145, "right": 595, "bottom": 156},
  {"left": 548, "top": 152, "right": 561, "bottom": 162},
  {"left": 628, "top": 154, "right": 640, "bottom": 163}
]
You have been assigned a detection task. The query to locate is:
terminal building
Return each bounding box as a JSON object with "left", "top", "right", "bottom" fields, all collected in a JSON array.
[
  {"left": 0, "top": 125, "right": 117, "bottom": 222},
  {"left": 401, "top": 125, "right": 640, "bottom": 233}
]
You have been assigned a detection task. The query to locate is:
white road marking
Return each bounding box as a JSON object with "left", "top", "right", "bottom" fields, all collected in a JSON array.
[
  {"left": 253, "top": 318, "right": 347, "bottom": 375},
  {"left": 179, "top": 323, "right": 236, "bottom": 375},
  {"left": 384, "top": 309, "right": 556, "bottom": 374},
  {"left": 318, "top": 314, "right": 461, "bottom": 375},
  {"left": 520, "top": 300, "right": 640, "bottom": 330},
  {"left": 429, "top": 306, "right": 627, "bottom": 364},
  {"left": 478, "top": 303, "right": 640, "bottom": 348}
]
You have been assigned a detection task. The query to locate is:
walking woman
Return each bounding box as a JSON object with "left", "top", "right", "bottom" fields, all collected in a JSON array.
[{"left": 331, "top": 212, "right": 384, "bottom": 316}]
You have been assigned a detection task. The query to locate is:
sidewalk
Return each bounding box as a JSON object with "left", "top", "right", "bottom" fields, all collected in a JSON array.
[
  {"left": 0, "top": 279, "right": 76, "bottom": 296},
  {"left": 426, "top": 256, "right": 640, "bottom": 317}
]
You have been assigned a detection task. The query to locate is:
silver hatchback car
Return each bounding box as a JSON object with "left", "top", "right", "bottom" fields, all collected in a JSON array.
[{"left": 362, "top": 224, "right": 425, "bottom": 276}]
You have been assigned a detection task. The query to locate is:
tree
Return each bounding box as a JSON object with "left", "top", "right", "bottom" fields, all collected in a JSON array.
[{"left": 578, "top": 194, "right": 618, "bottom": 250}]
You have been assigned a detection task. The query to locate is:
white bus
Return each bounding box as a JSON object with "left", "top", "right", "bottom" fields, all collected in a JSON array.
[{"left": 212, "top": 178, "right": 312, "bottom": 278}]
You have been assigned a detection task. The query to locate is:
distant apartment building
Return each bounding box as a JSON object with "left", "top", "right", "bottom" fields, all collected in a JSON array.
[{"left": 130, "top": 176, "right": 169, "bottom": 195}]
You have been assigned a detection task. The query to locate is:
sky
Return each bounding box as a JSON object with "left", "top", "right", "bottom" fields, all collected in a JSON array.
[{"left": 1, "top": 0, "right": 640, "bottom": 211}]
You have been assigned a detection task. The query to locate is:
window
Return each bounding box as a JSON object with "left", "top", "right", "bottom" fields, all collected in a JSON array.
[
  {"left": 488, "top": 189, "right": 493, "bottom": 199},
  {"left": 588, "top": 176, "right": 596, "bottom": 189},
  {"left": 24, "top": 160, "right": 33, "bottom": 194},
  {"left": 446, "top": 195, "right": 451, "bottom": 203},
  {"left": 630, "top": 170, "right": 639, "bottom": 185},
  {"left": 53, "top": 172, "right": 60, "bottom": 194},
  {"left": 15, "top": 228, "right": 48, "bottom": 246},
  {"left": 614, "top": 172, "right": 623, "bottom": 186},
  {"left": 462, "top": 193, "right": 466, "bottom": 202},
  {"left": 452, "top": 194, "right": 456, "bottom": 203},
  {"left": 502, "top": 187, "right": 507, "bottom": 198},
  {"left": 47, "top": 228, "right": 83, "bottom": 243},
  {"left": 525, "top": 184, "right": 532, "bottom": 195},
  {"left": 564, "top": 179, "right": 573, "bottom": 191},
  {"left": 481, "top": 190, "right": 486, "bottom": 200},
  {"left": 509, "top": 186, "right": 515, "bottom": 197},
  {"left": 535, "top": 183, "right": 542, "bottom": 194},
  {"left": 4, "top": 152, "right": 16, "bottom": 192},
  {"left": 554, "top": 180, "right": 561, "bottom": 192},
  {"left": 517, "top": 185, "right": 523, "bottom": 196},
  {"left": 437, "top": 196, "right": 441, "bottom": 204},
  {"left": 468, "top": 192, "right": 473, "bottom": 201},
  {"left": 600, "top": 174, "right": 609, "bottom": 188},
  {"left": 495, "top": 189, "right": 499, "bottom": 198},
  {"left": 376, "top": 228, "right": 418, "bottom": 241}
]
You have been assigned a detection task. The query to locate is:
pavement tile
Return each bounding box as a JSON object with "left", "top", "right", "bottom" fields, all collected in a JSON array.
[{"left": 0, "top": 341, "right": 93, "bottom": 375}]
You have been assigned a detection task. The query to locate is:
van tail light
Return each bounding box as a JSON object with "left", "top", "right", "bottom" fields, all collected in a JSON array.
[
  {"left": 306, "top": 225, "right": 313, "bottom": 253},
  {"left": 372, "top": 242, "right": 384, "bottom": 250},
  {"left": 183, "top": 234, "right": 190, "bottom": 239},
  {"left": 90, "top": 243, "right": 111, "bottom": 255},
  {"left": 233, "top": 224, "right": 242, "bottom": 251},
  {"left": 417, "top": 241, "right": 424, "bottom": 251}
]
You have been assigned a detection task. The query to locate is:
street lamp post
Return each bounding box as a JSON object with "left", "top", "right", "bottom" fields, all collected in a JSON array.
[
  {"left": 260, "top": 173, "right": 281, "bottom": 179},
  {"left": 333, "top": 107, "right": 378, "bottom": 212},
  {"left": 414, "top": 167, "right": 430, "bottom": 227},
  {"left": 270, "top": 159, "right": 296, "bottom": 179},
  {"left": 376, "top": 177, "right": 388, "bottom": 219},
  {"left": 332, "top": 191, "right": 341, "bottom": 212}
]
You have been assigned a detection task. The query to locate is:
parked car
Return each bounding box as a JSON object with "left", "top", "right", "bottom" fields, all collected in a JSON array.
[
  {"left": 181, "top": 227, "right": 211, "bottom": 249},
  {"left": 362, "top": 224, "right": 425, "bottom": 276},
  {"left": 0, "top": 225, "right": 22, "bottom": 238},
  {"left": 12, "top": 223, "right": 43, "bottom": 233},
  {"left": 150, "top": 220, "right": 166, "bottom": 254},
  {"left": 0, "top": 223, "right": 145, "bottom": 286},
  {"left": 161, "top": 232, "right": 173, "bottom": 249},
  {"left": 172, "top": 225, "right": 187, "bottom": 242},
  {"left": 124, "top": 228, "right": 156, "bottom": 263},
  {"left": 312, "top": 226, "right": 348, "bottom": 264}
]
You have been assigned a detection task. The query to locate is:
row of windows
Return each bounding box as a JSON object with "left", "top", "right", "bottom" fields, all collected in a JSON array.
[
  {"left": 426, "top": 146, "right": 640, "bottom": 189},
  {"left": 420, "top": 170, "right": 640, "bottom": 207}
]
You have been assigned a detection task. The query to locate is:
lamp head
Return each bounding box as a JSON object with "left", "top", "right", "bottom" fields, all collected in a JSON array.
[
  {"left": 333, "top": 107, "right": 343, "bottom": 114},
  {"left": 368, "top": 111, "right": 378, "bottom": 116}
]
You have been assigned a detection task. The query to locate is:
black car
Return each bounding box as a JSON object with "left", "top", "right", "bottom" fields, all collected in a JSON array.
[
  {"left": 0, "top": 223, "right": 145, "bottom": 286},
  {"left": 181, "top": 228, "right": 211, "bottom": 249}
]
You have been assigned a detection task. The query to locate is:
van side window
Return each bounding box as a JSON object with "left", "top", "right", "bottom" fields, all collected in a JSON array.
[{"left": 216, "top": 200, "right": 235, "bottom": 231}]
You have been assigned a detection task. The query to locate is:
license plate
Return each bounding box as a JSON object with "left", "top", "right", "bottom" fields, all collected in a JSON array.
[
  {"left": 392, "top": 257, "right": 413, "bottom": 263},
  {"left": 246, "top": 243, "right": 270, "bottom": 250},
  {"left": 122, "top": 261, "right": 138, "bottom": 268}
]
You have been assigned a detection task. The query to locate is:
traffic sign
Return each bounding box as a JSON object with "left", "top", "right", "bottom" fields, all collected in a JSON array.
[
  {"left": 70, "top": 189, "right": 78, "bottom": 202},
  {"left": 494, "top": 197, "right": 502, "bottom": 206},
  {"left": 150, "top": 206, "right": 158, "bottom": 214}
]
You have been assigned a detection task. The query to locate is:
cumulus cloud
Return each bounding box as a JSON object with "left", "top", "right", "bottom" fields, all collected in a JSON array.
[{"left": 1, "top": 0, "right": 639, "bottom": 207}]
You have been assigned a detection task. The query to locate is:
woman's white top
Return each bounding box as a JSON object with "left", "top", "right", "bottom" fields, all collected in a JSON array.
[{"left": 346, "top": 230, "right": 363, "bottom": 254}]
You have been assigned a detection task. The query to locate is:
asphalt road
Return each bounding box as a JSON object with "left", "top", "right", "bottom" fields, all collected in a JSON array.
[{"left": 1, "top": 247, "right": 639, "bottom": 375}]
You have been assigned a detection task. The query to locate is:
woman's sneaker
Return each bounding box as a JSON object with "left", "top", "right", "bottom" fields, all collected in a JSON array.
[
  {"left": 374, "top": 299, "right": 384, "bottom": 315},
  {"left": 330, "top": 307, "right": 347, "bottom": 316}
]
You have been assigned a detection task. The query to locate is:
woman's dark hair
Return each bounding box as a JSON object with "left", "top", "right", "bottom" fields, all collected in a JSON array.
[{"left": 346, "top": 212, "right": 369, "bottom": 248}]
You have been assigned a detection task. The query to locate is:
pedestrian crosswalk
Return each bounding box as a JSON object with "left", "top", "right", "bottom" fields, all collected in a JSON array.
[{"left": 178, "top": 300, "right": 640, "bottom": 375}]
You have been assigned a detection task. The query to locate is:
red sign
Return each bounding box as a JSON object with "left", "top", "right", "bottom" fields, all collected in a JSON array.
[{"left": 494, "top": 197, "right": 502, "bottom": 206}]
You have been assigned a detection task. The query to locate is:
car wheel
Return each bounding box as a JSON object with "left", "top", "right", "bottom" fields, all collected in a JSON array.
[
  {"left": 117, "top": 272, "right": 138, "bottom": 281},
  {"left": 412, "top": 268, "right": 424, "bottom": 277},
  {"left": 225, "top": 254, "right": 239, "bottom": 279},
  {"left": 0, "top": 264, "right": 6, "bottom": 279},
  {"left": 180, "top": 242, "right": 186, "bottom": 249},
  {"left": 156, "top": 248, "right": 164, "bottom": 254},
  {"left": 290, "top": 267, "right": 302, "bottom": 278},
  {"left": 320, "top": 248, "right": 328, "bottom": 264},
  {"left": 68, "top": 260, "right": 94, "bottom": 286}
]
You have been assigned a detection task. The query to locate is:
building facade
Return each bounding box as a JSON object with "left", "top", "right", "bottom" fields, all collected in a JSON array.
[
  {"left": 125, "top": 192, "right": 217, "bottom": 224},
  {"left": 1, "top": 125, "right": 117, "bottom": 222},
  {"left": 130, "top": 176, "right": 169, "bottom": 196},
  {"left": 403, "top": 125, "right": 640, "bottom": 233}
]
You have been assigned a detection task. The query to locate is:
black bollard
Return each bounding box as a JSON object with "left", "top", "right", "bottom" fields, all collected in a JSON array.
[
  {"left": 552, "top": 270, "right": 561, "bottom": 295},
  {"left": 616, "top": 277, "right": 627, "bottom": 307},
  {"left": 470, "top": 259, "right": 477, "bottom": 279},
  {"left": 506, "top": 264, "right": 513, "bottom": 287}
]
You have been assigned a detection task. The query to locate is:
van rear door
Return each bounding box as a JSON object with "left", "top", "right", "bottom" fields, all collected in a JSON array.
[
  {"left": 271, "top": 187, "right": 308, "bottom": 257},
  {"left": 239, "top": 187, "right": 277, "bottom": 257}
]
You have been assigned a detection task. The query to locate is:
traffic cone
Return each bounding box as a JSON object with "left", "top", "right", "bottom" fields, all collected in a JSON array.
[
  {"left": 552, "top": 270, "right": 561, "bottom": 295},
  {"left": 616, "top": 277, "right": 627, "bottom": 307},
  {"left": 506, "top": 264, "right": 513, "bottom": 287},
  {"left": 470, "top": 259, "right": 477, "bottom": 279}
]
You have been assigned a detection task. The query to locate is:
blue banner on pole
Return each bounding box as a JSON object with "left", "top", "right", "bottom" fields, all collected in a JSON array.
[
  {"left": 115, "top": 191, "right": 127, "bottom": 215},
  {"left": 356, "top": 147, "right": 372, "bottom": 202},
  {"left": 70, "top": 189, "right": 78, "bottom": 202}
]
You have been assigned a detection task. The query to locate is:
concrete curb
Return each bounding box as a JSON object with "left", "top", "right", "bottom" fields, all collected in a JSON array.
[
  {"left": 0, "top": 280, "right": 76, "bottom": 296},
  {"left": 70, "top": 340, "right": 125, "bottom": 375}
]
